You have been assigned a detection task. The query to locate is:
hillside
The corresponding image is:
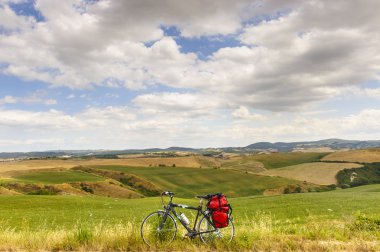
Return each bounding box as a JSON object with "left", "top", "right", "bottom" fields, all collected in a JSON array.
[
  {"left": 3, "top": 139, "right": 380, "bottom": 159},
  {"left": 260, "top": 162, "right": 362, "bottom": 185},
  {"left": 322, "top": 148, "right": 380, "bottom": 163},
  {"left": 246, "top": 139, "right": 380, "bottom": 152},
  {"left": 84, "top": 165, "right": 301, "bottom": 198},
  {"left": 0, "top": 156, "right": 220, "bottom": 174},
  {"left": 221, "top": 152, "right": 328, "bottom": 171}
]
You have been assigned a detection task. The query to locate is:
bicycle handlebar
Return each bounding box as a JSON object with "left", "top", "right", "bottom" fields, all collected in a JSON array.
[{"left": 162, "top": 191, "right": 175, "bottom": 196}]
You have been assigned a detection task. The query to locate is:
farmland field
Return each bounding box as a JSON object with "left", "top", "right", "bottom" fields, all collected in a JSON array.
[
  {"left": 0, "top": 156, "right": 220, "bottom": 174},
  {"left": 222, "top": 152, "right": 329, "bottom": 171},
  {"left": 260, "top": 162, "right": 363, "bottom": 185},
  {"left": 0, "top": 185, "right": 379, "bottom": 250},
  {"left": 10, "top": 170, "right": 104, "bottom": 184},
  {"left": 87, "top": 165, "right": 299, "bottom": 198},
  {"left": 0, "top": 153, "right": 379, "bottom": 250},
  {"left": 322, "top": 148, "right": 380, "bottom": 163}
]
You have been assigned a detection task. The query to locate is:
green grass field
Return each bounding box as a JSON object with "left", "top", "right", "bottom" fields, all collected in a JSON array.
[
  {"left": 1, "top": 156, "right": 379, "bottom": 250},
  {"left": 88, "top": 165, "right": 298, "bottom": 197},
  {"left": 10, "top": 170, "right": 104, "bottom": 184},
  {"left": 0, "top": 185, "right": 379, "bottom": 250}
]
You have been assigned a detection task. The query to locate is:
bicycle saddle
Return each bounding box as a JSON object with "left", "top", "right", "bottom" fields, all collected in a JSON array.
[{"left": 196, "top": 194, "right": 212, "bottom": 199}]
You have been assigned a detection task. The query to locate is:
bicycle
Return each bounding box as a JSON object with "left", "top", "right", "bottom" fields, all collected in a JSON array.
[{"left": 140, "top": 191, "right": 234, "bottom": 246}]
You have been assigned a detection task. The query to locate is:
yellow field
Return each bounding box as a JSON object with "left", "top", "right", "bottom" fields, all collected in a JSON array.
[
  {"left": 260, "top": 162, "right": 362, "bottom": 185},
  {"left": 322, "top": 148, "right": 380, "bottom": 163},
  {"left": 0, "top": 156, "right": 220, "bottom": 175}
]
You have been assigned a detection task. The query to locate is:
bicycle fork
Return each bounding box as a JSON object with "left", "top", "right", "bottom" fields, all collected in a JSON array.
[{"left": 158, "top": 209, "right": 170, "bottom": 231}]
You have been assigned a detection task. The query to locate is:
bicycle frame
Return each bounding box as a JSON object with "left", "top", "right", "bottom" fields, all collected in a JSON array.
[{"left": 160, "top": 200, "right": 218, "bottom": 237}]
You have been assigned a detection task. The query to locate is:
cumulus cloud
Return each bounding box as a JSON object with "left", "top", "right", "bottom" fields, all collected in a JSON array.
[
  {"left": 232, "top": 106, "right": 266, "bottom": 121},
  {"left": 1, "top": 0, "right": 380, "bottom": 112},
  {"left": 0, "top": 109, "right": 83, "bottom": 129},
  {"left": 133, "top": 92, "right": 223, "bottom": 117},
  {"left": 0, "top": 105, "right": 137, "bottom": 130},
  {"left": 0, "top": 91, "right": 57, "bottom": 106},
  {"left": 2, "top": 106, "right": 380, "bottom": 151},
  {"left": 2, "top": 0, "right": 380, "bottom": 150},
  {"left": 0, "top": 95, "right": 17, "bottom": 105}
]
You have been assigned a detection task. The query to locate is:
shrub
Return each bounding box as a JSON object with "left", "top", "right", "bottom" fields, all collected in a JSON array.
[
  {"left": 351, "top": 214, "right": 380, "bottom": 231},
  {"left": 336, "top": 163, "right": 380, "bottom": 187},
  {"left": 340, "top": 184, "right": 350, "bottom": 189},
  {"left": 294, "top": 186, "right": 302, "bottom": 193},
  {"left": 327, "top": 184, "right": 337, "bottom": 190},
  {"left": 80, "top": 184, "right": 94, "bottom": 194},
  {"left": 27, "top": 189, "right": 57, "bottom": 195}
]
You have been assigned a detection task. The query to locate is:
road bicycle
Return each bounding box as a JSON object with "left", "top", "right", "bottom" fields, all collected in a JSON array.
[{"left": 140, "top": 191, "right": 234, "bottom": 246}]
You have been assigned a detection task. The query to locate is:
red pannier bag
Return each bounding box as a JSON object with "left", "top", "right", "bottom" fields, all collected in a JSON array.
[
  {"left": 207, "top": 193, "right": 230, "bottom": 228},
  {"left": 212, "top": 210, "right": 228, "bottom": 228}
]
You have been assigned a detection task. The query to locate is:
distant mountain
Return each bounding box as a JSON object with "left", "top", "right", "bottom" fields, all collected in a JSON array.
[
  {"left": 246, "top": 139, "right": 380, "bottom": 152},
  {"left": 2, "top": 139, "right": 380, "bottom": 159}
]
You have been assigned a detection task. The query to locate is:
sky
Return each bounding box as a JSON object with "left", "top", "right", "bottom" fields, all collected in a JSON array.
[{"left": 1, "top": 0, "right": 380, "bottom": 152}]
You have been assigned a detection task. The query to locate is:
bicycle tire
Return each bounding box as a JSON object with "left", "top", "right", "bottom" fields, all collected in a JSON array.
[
  {"left": 141, "top": 211, "right": 177, "bottom": 246},
  {"left": 197, "top": 215, "right": 234, "bottom": 244}
]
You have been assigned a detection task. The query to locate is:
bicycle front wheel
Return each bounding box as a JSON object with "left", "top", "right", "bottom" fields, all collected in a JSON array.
[
  {"left": 141, "top": 211, "right": 177, "bottom": 246},
  {"left": 198, "top": 215, "right": 234, "bottom": 244}
]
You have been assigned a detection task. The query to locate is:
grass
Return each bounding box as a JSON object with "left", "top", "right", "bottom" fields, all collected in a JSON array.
[
  {"left": 222, "top": 152, "right": 328, "bottom": 170},
  {"left": 10, "top": 170, "right": 104, "bottom": 184},
  {"left": 0, "top": 156, "right": 220, "bottom": 175},
  {"left": 322, "top": 148, "right": 380, "bottom": 163},
  {"left": 0, "top": 185, "right": 379, "bottom": 250},
  {"left": 88, "top": 165, "right": 298, "bottom": 198},
  {"left": 260, "top": 162, "right": 362, "bottom": 185}
]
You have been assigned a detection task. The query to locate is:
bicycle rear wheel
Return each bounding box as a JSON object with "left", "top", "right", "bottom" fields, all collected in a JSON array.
[
  {"left": 198, "top": 215, "right": 234, "bottom": 244},
  {"left": 141, "top": 211, "right": 177, "bottom": 246}
]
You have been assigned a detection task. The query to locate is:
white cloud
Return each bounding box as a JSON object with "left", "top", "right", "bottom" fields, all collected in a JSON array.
[
  {"left": 2, "top": 106, "right": 380, "bottom": 151},
  {"left": 0, "top": 109, "right": 83, "bottom": 129},
  {"left": 232, "top": 106, "right": 266, "bottom": 121},
  {"left": 0, "top": 105, "right": 137, "bottom": 131},
  {"left": 215, "top": 109, "right": 380, "bottom": 145},
  {"left": 0, "top": 138, "right": 64, "bottom": 147},
  {"left": 0, "top": 91, "right": 57, "bottom": 106},
  {"left": 133, "top": 92, "right": 222, "bottom": 117},
  {"left": 2, "top": 1, "right": 380, "bottom": 150},
  {"left": 1, "top": 0, "right": 380, "bottom": 112},
  {"left": 0, "top": 95, "right": 17, "bottom": 105}
]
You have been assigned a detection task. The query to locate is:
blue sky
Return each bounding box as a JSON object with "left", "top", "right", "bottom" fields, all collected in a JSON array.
[{"left": 1, "top": 0, "right": 380, "bottom": 151}]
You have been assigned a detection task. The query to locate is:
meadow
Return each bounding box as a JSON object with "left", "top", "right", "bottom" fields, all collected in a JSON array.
[
  {"left": 11, "top": 170, "right": 104, "bottom": 184},
  {"left": 220, "top": 152, "right": 328, "bottom": 172},
  {"left": 260, "top": 162, "right": 362, "bottom": 185},
  {"left": 90, "top": 165, "right": 299, "bottom": 197},
  {"left": 0, "top": 185, "right": 379, "bottom": 250},
  {"left": 322, "top": 149, "right": 380, "bottom": 163},
  {"left": 1, "top": 151, "right": 380, "bottom": 250}
]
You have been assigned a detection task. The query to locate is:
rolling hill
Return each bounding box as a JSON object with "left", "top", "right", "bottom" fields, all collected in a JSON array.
[
  {"left": 260, "top": 162, "right": 362, "bottom": 185},
  {"left": 322, "top": 148, "right": 380, "bottom": 163},
  {"left": 3, "top": 139, "right": 380, "bottom": 159}
]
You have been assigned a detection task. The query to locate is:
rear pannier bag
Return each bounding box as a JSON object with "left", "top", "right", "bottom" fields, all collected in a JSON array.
[
  {"left": 212, "top": 211, "right": 228, "bottom": 228},
  {"left": 207, "top": 193, "right": 230, "bottom": 228}
]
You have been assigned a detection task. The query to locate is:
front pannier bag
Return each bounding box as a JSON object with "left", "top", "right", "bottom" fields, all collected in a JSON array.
[{"left": 207, "top": 193, "right": 231, "bottom": 228}]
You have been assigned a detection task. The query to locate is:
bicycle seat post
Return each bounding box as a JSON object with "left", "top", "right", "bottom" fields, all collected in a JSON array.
[{"left": 198, "top": 198, "right": 204, "bottom": 209}]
